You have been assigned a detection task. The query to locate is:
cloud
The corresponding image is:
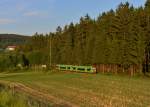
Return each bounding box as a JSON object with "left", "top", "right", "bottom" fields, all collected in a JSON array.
[
  {"left": 23, "top": 11, "right": 39, "bottom": 17},
  {"left": 23, "top": 11, "right": 49, "bottom": 18},
  {"left": 0, "top": 18, "right": 15, "bottom": 24}
]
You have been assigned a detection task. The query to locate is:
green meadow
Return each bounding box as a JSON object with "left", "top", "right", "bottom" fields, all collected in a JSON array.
[
  {"left": 0, "top": 71, "right": 150, "bottom": 107},
  {"left": 0, "top": 89, "right": 32, "bottom": 107}
]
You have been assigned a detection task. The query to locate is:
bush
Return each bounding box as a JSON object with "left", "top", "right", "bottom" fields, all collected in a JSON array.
[
  {"left": 0, "top": 53, "right": 24, "bottom": 72},
  {"left": 26, "top": 51, "right": 49, "bottom": 65}
]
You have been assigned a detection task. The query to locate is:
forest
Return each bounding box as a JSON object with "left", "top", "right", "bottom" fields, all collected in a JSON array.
[
  {"left": 0, "top": 34, "right": 29, "bottom": 48},
  {"left": 1, "top": 0, "right": 150, "bottom": 74}
]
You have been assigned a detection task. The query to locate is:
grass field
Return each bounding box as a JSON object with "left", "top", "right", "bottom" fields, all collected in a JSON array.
[
  {"left": 0, "top": 71, "right": 150, "bottom": 107},
  {"left": 0, "top": 89, "right": 34, "bottom": 107}
]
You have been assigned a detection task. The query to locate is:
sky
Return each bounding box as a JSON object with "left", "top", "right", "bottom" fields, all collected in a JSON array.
[{"left": 0, "top": 0, "right": 147, "bottom": 36}]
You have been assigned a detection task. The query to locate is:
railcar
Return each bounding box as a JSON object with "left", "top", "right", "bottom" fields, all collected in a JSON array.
[{"left": 56, "top": 65, "right": 97, "bottom": 73}]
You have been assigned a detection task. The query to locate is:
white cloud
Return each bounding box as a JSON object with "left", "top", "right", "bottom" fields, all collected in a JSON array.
[
  {"left": 23, "top": 11, "right": 50, "bottom": 18},
  {"left": 23, "top": 11, "right": 39, "bottom": 17},
  {"left": 0, "top": 18, "right": 15, "bottom": 24}
]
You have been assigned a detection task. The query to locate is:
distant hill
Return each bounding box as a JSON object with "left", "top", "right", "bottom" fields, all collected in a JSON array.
[{"left": 0, "top": 34, "right": 30, "bottom": 48}]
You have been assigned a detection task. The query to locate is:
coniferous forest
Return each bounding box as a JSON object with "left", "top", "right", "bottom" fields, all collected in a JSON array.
[{"left": 1, "top": 0, "right": 150, "bottom": 74}]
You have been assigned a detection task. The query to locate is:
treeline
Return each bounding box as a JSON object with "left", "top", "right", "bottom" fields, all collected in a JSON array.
[
  {"left": 18, "top": 1, "right": 150, "bottom": 72},
  {"left": 0, "top": 34, "right": 30, "bottom": 48}
]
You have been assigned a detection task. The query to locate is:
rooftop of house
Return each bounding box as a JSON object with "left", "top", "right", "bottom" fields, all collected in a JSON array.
[{"left": 7, "top": 46, "right": 17, "bottom": 48}]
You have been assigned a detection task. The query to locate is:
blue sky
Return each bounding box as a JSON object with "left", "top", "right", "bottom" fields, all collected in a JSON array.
[{"left": 0, "top": 0, "right": 146, "bottom": 35}]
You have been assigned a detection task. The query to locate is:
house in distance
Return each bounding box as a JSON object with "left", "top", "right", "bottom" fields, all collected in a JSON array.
[{"left": 6, "top": 45, "right": 17, "bottom": 51}]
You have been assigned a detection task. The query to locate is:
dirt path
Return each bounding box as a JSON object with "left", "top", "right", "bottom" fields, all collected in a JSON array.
[{"left": 0, "top": 80, "right": 78, "bottom": 107}]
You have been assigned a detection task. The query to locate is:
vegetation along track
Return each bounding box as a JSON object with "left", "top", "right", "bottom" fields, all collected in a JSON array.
[{"left": 0, "top": 80, "right": 78, "bottom": 107}]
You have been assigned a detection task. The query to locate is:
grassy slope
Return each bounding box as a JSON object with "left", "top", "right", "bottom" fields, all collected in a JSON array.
[
  {"left": 0, "top": 71, "right": 150, "bottom": 107},
  {"left": 0, "top": 90, "right": 31, "bottom": 107}
]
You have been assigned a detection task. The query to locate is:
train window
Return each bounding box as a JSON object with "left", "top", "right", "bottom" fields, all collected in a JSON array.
[
  {"left": 73, "top": 67, "right": 76, "bottom": 70},
  {"left": 87, "top": 68, "right": 91, "bottom": 71},
  {"left": 67, "top": 67, "right": 70, "bottom": 69},
  {"left": 77, "top": 68, "right": 85, "bottom": 71},
  {"left": 60, "top": 67, "right": 66, "bottom": 69}
]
